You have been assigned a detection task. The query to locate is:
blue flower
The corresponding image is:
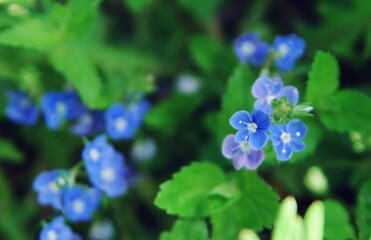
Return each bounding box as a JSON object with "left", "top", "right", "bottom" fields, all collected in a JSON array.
[
  {"left": 89, "top": 220, "right": 115, "bottom": 240},
  {"left": 252, "top": 75, "right": 299, "bottom": 115},
  {"left": 229, "top": 110, "right": 270, "bottom": 150},
  {"left": 128, "top": 100, "right": 150, "bottom": 126},
  {"left": 233, "top": 33, "right": 270, "bottom": 66},
  {"left": 272, "top": 34, "right": 306, "bottom": 71},
  {"left": 269, "top": 119, "right": 307, "bottom": 161},
  {"left": 71, "top": 107, "right": 104, "bottom": 136},
  {"left": 41, "top": 91, "right": 82, "bottom": 130},
  {"left": 39, "top": 216, "right": 79, "bottom": 240},
  {"left": 222, "top": 134, "right": 264, "bottom": 170},
  {"left": 5, "top": 90, "right": 38, "bottom": 125},
  {"left": 62, "top": 185, "right": 101, "bottom": 222},
  {"left": 105, "top": 104, "right": 138, "bottom": 140},
  {"left": 87, "top": 151, "right": 129, "bottom": 198},
  {"left": 33, "top": 170, "right": 70, "bottom": 210}
]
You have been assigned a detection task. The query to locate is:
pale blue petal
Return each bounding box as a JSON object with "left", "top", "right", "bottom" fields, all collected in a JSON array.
[
  {"left": 235, "top": 129, "right": 250, "bottom": 143},
  {"left": 252, "top": 110, "right": 270, "bottom": 131},
  {"left": 229, "top": 110, "right": 251, "bottom": 130},
  {"left": 254, "top": 99, "right": 273, "bottom": 115},
  {"left": 232, "top": 154, "right": 246, "bottom": 170},
  {"left": 269, "top": 77, "right": 284, "bottom": 95},
  {"left": 249, "top": 131, "right": 268, "bottom": 150},
  {"left": 269, "top": 124, "right": 283, "bottom": 138},
  {"left": 274, "top": 142, "right": 293, "bottom": 161},
  {"left": 252, "top": 75, "right": 270, "bottom": 98},
  {"left": 289, "top": 140, "right": 306, "bottom": 152},
  {"left": 245, "top": 149, "right": 264, "bottom": 170},
  {"left": 277, "top": 86, "right": 299, "bottom": 106},
  {"left": 222, "top": 134, "right": 241, "bottom": 158},
  {"left": 286, "top": 119, "right": 307, "bottom": 140}
]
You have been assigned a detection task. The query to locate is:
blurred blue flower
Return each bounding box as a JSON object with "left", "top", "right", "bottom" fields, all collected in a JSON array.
[
  {"left": 71, "top": 107, "right": 104, "bottom": 136},
  {"left": 39, "top": 216, "right": 79, "bottom": 240},
  {"left": 269, "top": 119, "right": 307, "bottom": 161},
  {"left": 131, "top": 137, "right": 157, "bottom": 162},
  {"left": 128, "top": 100, "right": 150, "bottom": 126},
  {"left": 222, "top": 134, "right": 264, "bottom": 170},
  {"left": 229, "top": 110, "right": 270, "bottom": 150},
  {"left": 41, "top": 91, "right": 82, "bottom": 130},
  {"left": 33, "top": 169, "right": 70, "bottom": 210},
  {"left": 62, "top": 185, "right": 101, "bottom": 222},
  {"left": 89, "top": 219, "right": 115, "bottom": 240},
  {"left": 5, "top": 90, "right": 38, "bottom": 125},
  {"left": 272, "top": 34, "right": 305, "bottom": 71},
  {"left": 82, "top": 135, "right": 115, "bottom": 173},
  {"left": 105, "top": 104, "right": 138, "bottom": 140},
  {"left": 252, "top": 75, "right": 299, "bottom": 115},
  {"left": 234, "top": 33, "right": 270, "bottom": 66},
  {"left": 87, "top": 151, "right": 129, "bottom": 198}
]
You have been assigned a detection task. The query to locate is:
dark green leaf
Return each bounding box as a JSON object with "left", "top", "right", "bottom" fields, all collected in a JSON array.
[
  {"left": 124, "top": 0, "right": 153, "bottom": 12},
  {"left": 0, "top": 139, "right": 23, "bottom": 163},
  {"left": 211, "top": 170, "right": 279, "bottom": 239},
  {"left": 160, "top": 219, "right": 209, "bottom": 240},
  {"left": 177, "top": 0, "right": 223, "bottom": 20},
  {"left": 357, "top": 179, "right": 371, "bottom": 240}
]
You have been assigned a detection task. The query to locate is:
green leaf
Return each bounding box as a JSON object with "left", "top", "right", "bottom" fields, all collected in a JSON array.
[
  {"left": 177, "top": 0, "right": 223, "bottom": 20},
  {"left": 357, "top": 179, "right": 371, "bottom": 240},
  {"left": 0, "top": 18, "right": 61, "bottom": 49},
  {"left": 319, "top": 90, "right": 371, "bottom": 133},
  {"left": 323, "top": 200, "right": 355, "bottom": 240},
  {"left": 155, "top": 162, "right": 239, "bottom": 217},
  {"left": 216, "top": 64, "right": 256, "bottom": 143},
  {"left": 304, "top": 201, "right": 324, "bottom": 240},
  {"left": 272, "top": 196, "right": 298, "bottom": 240},
  {"left": 124, "top": 0, "right": 153, "bottom": 12},
  {"left": 211, "top": 170, "right": 279, "bottom": 239},
  {"left": 160, "top": 219, "right": 208, "bottom": 240},
  {"left": 0, "top": 139, "right": 23, "bottom": 163},
  {"left": 49, "top": 46, "right": 103, "bottom": 108},
  {"left": 305, "top": 51, "right": 339, "bottom": 105}
]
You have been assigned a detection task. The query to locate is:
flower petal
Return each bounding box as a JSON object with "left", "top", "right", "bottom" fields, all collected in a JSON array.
[
  {"left": 222, "top": 134, "right": 241, "bottom": 158},
  {"left": 277, "top": 86, "right": 299, "bottom": 106},
  {"left": 229, "top": 110, "right": 251, "bottom": 130},
  {"left": 252, "top": 110, "right": 270, "bottom": 131},
  {"left": 235, "top": 129, "right": 250, "bottom": 143},
  {"left": 252, "top": 75, "right": 270, "bottom": 98},
  {"left": 245, "top": 149, "right": 264, "bottom": 170},
  {"left": 232, "top": 154, "right": 246, "bottom": 170},
  {"left": 249, "top": 131, "right": 268, "bottom": 150},
  {"left": 254, "top": 99, "right": 273, "bottom": 115},
  {"left": 273, "top": 142, "right": 293, "bottom": 161},
  {"left": 286, "top": 119, "right": 307, "bottom": 139},
  {"left": 289, "top": 140, "right": 306, "bottom": 152}
]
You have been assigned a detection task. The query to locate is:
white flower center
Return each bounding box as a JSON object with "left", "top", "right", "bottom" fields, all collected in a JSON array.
[
  {"left": 176, "top": 75, "right": 200, "bottom": 94},
  {"left": 56, "top": 102, "right": 66, "bottom": 114},
  {"left": 100, "top": 167, "right": 115, "bottom": 182},
  {"left": 241, "top": 42, "right": 256, "bottom": 56},
  {"left": 280, "top": 132, "right": 292, "bottom": 144},
  {"left": 89, "top": 148, "right": 100, "bottom": 162},
  {"left": 247, "top": 123, "right": 258, "bottom": 133},
  {"left": 278, "top": 43, "right": 289, "bottom": 57},
  {"left": 72, "top": 199, "right": 85, "bottom": 215},
  {"left": 48, "top": 182, "right": 59, "bottom": 192},
  {"left": 266, "top": 95, "right": 276, "bottom": 104},
  {"left": 47, "top": 230, "right": 58, "bottom": 240},
  {"left": 115, "top": 117, "right": 127, "bottom": 132},
  {"left": 239, "top": 142, "right": 250, "bottom": 152}
]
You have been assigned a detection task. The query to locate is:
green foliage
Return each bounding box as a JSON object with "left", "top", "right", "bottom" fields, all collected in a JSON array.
[
  {"left": 211, "top": 170, "right": 279, "bottom": 239},
  {"left": 304, "top": 201, "right": 324, "bottom": 240},
  {"left": 155, "top": 162, "right": 240, "bottom": 217},
  {"left": 160, "top": 219, "right": 209, "bottom": 240},
  {"left": 124, "top": 0, "right": 153, "bottom": 12},
  {"left": 0, "top": 138, "right": 23, "bottom": 163},
  {"left": 323, "top": 200, "right": 355, "bottom": 240},
  {"left": 177, "top": 0, "right": 223, "bottom": 20},
  {"left": 357, "top": 179, "right": 371, "bottom": 240}
]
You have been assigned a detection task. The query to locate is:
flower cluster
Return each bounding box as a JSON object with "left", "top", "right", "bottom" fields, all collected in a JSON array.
[
  {"left": 222, "top": 75, "right": 312, "bottom": 170},
  {"left": 234, "top": 33, "right": 305, "bottom": 71},
  {"left": 33, "top": 134, "right": 131, "bottom": 238},
  {"left": 5, "top": 89, "right": 150, "bottom": 139}
]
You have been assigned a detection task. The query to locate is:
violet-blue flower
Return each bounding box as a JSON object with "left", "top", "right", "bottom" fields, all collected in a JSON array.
[
  {"left": 229, "top": 110, "right": 270, "bottom": 150},
  {"left": 32, "top": 169, "right": 70, "bottom": 210},
  {"left": 5, "top": 90, "right": 38, "bottom": 125},
  {"left": 222, "top": 134, "right": 264, "bottom": 170},
  {"left": 272, "top": 34, "right": 306, "bottom": 71},
  {"left": 41, "top": 91, "right": 82, "bottom": 130},
  {"left": 62, "top": 185, "right": 101, "bottom": 222},
  {"left": 233, "top": 33, "right": 270, "bottom": 66},
  {"left": 71, "top": 107, "right": 104, "bottom": 136},
  {"left": 105, "top": 103, "right": 138, "bottom": 140},
  {"left": 39, "top": 216, "right": 78, "bottom": 240},
  {"left": 269, "top": 119, "right": 307, "bottom": 161},
  {"left": 252, "top": 75, "right": 299, "bottom": 115}
]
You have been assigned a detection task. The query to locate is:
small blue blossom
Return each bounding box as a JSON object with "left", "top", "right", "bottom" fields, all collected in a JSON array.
[
  {"left": 105, "top": 104, "right": 138, "bottom": 140},
  {"left": 222, "top": 134, "right": 264, "bottom": 170},
  {"left": 33, "top": 170, "right": 70, "bottom": 210},
  {"left": 71, "top": 107, "right": 104, "bottom": 136},
  {"left": 269, "top": 119, "right": 307, "bottom": 161},
  {"left": 39, "top": 216, "right": 79, "bottom": 240},
  {"left": 252, "top": 75, "right": 299, "bottom": 115},
  {"left": 272, "top": 34, "right": 306, "bottom": 71},
  {"left": 234, "top": 33, "right": 270, "bottom": 66},
  {"left": 87, "top": 151, "right": 129, "bottom": 198},
  {"left": 62, "top": 185, "right": 101, "bottom": 222},
  {"left": 131, "top": 137, "right": 157, "bottom": 162},
  {"left": 128, "top": 100, "right": 150, "bottom": 126},
  {"left": 229, "top": 110, "right": 270, "bottom": 150},
  {"left": 41, "top": 91, "right": 82, "bottom": 130},
  {"left": 82, "top": 134, "right": 115, "bottom": 173},
  {"left": 89, "top": 220, "right": 115, "bottom": 240},
  {"left": 5, "top": 90, "right": 38, "bottom": 125}
]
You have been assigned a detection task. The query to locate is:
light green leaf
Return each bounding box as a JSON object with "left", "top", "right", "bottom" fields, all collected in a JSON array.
[
  {"left": 304, "top": 201, "right": 324, "bottom": 240},
  {"left": 49, "top": 46, "right": 103, "bottom": 108},
  {"left": 305, "top": 51, "right": 339, "bottom": 105},
  {"left": 211, "top": 171, "right": 279, "bottom": 239},
  {"left": 160, "top": 218, "right": 208, "bottom": 240},
  {"left": 357, "top": 179, "right": 371, "bottom": 240},
  {"left": 272, "top": 196, "right": 298, "bottom": 240},
  {"left": 155, "top": 162, "right": 239, "bottom": 217},
  {"left": 323, "top": 200, "right": 355, "bottom": 240},
  {"left": 0, "top": 139, "right": 23, "bottom": 163},
  {"left": 124, "top": 0, "right": 152, "bottom": 12}
]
